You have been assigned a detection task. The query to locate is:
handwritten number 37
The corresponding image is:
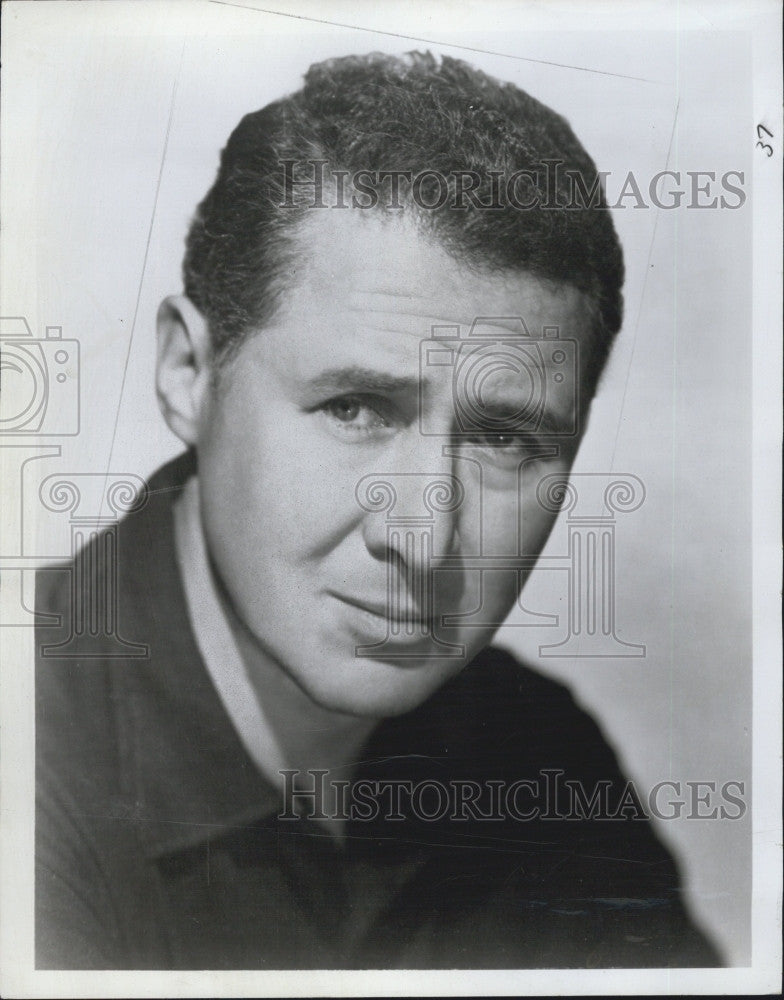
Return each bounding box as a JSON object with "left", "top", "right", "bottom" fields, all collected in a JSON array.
[{"left": 756, "top": 123, "right": 773, "bottom": 157}]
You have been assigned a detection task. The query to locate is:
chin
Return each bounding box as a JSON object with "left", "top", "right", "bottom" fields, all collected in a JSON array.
[{"left": 300, "top": 655, "right": 467, "bottom": 720}]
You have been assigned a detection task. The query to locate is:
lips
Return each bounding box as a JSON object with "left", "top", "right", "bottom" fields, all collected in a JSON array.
[{"left": 329, "top": 591, "right": 436, "bottom": 633}]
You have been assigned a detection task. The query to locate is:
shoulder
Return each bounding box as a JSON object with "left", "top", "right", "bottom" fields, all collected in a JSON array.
[
  {"left": 443, "top": 643, "right": 592, "bottom": 723},
  {"left": 429, "top": 645, "right": 622, "bottom": 777},
  {"left": 407, "top": 650, "right": 723, "bottom": 964},
  {"left": 34, "top": 454, "right": 195, "bottom": 968},
  {"left": 35, "top": 450, "right": 195, "bottom": 662},
  {"left": 35, "top": 451, "right": 198, "bottom": 783}
]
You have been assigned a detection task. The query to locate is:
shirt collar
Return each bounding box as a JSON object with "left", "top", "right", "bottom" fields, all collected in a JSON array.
[
  {"left": 116, "top": 453, "right": 281, "bottom": 859},
  {"left": 172, "top": 474, "right": 291, "bottom": 790}
]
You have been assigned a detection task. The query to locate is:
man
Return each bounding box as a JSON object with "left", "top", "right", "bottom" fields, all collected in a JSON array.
[{"left": 36, "top": 51, "right": 720, "bottom": 968}]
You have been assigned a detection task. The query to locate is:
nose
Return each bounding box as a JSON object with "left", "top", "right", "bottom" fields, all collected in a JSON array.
[
  {"left": 357, "top": 469, "right": 463, "bottom": 627},
  {"left": 356, "top": 442, "right": 463, "bottom": 582},
  {"left": 358, "top": 470, "right": 463, "bottom": 566}
]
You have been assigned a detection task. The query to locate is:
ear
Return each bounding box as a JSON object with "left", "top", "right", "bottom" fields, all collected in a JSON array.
[{"left": 155, "top": 295, "right": 212, "bottom": 446}]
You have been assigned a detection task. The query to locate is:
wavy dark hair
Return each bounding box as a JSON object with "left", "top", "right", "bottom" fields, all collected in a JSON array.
[{"left": 183, "top": 51, "right": 624, "bottom": 388}]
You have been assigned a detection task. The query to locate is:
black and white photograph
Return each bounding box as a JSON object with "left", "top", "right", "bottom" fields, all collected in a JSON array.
[{"left": 0, "top": 1, "right": 781, "bottom": 995}]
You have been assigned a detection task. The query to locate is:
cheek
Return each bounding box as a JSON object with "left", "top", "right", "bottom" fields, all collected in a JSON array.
[
  {"left": 472, "top": 473, "right": 562, "bottom": 567},
  {"left": 198, "top": 392, "right": 363, "bottom": 569},
  {"left": 465, "top": 488, "right": 560, "bottom": 624}
]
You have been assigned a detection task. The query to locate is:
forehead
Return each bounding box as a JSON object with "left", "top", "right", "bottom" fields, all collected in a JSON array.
[
  {"left": 241, "top": 210, "right": 596, "bottom": 426},
  {"left": 278, "top": 209, "right": 593, "bottom": 340}
]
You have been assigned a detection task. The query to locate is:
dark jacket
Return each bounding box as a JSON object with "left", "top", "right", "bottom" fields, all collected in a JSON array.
[{"left": 35, "top": 453, "right": 721, "bottom": 969}]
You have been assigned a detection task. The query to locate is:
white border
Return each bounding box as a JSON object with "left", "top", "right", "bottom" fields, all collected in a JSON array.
[{"left": 1, "top": 0, "right": 781, "bottom": 995}]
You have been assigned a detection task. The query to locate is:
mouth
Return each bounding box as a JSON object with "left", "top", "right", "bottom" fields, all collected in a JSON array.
[{"left": 328, "top": 591, "right": 436, "bottom": 634}]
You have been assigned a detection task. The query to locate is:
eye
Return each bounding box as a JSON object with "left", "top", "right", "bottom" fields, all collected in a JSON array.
[
  {"left": 329, "top": 398, "right": 363, "bottom": 423},
  {"left": 461, "top": 430, "right": 544, "bottom": 468},
  {"left": 318, "top": 394, "right": 395, "bottom": 439},
  {"left": 481, "top": 432, "right": 522, "bottom": 448}
]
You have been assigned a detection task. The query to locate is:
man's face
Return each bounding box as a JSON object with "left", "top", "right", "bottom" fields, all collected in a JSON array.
[{"left": 195, "top": 211, "right": 594, "bottom": 718}]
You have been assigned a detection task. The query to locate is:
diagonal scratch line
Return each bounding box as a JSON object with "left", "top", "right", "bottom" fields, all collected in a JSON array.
[
  {"left": 104, "top": 46, "right": 184, "bottom": 490},
  {"left": 209, "top": 1, "right": 660, "bottom": 83},
  {"left": 609, "top": 97, "right": 681, "bottom": 470}
]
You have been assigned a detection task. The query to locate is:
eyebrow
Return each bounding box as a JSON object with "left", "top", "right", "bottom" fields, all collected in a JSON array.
[
  {"left": 304, "top": 366, "right": 424, "bottom": 396},
  {"left": 304, "top": 366, "right": 573, "bottom": 434},
  {"left": 474, "top": 401, "right": 568, "bottom": 436}
]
